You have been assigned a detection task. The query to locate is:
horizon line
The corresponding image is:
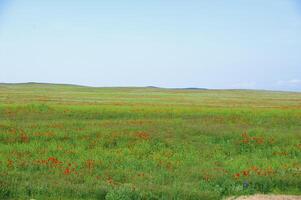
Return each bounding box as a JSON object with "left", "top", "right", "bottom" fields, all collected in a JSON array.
[{"left": 0, "top": 82, "right": 300, "bottom": 93}]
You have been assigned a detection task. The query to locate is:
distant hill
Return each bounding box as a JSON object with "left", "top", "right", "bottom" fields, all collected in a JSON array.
[
  {"left": 180, "top": 87, "right": 208, "bottom": 90},
  {"left": 0, "top": 82, "right": 299, "bottom": 93},
  {"left": 146, "top": 86, "right": 208, "bottom": 90},
  {"left": 0, "top": 82, "right": 88, "bottom": 88},
  {"left": 0, "top": 83, "right": 209, "bottom": 90}
]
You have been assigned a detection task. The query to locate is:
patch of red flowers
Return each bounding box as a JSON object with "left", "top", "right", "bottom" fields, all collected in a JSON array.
[
  {"left": 233, "top": 166, "right": 275, "bottom": 180},
  {"left": 48, "top": 157, "right": 62, "bottom": 165},
  {"left": 63, "top": 162, "right": 78, "bottom": 175},
  {"left": 240, "top": 131, "right": 275, "bottom": 145}
]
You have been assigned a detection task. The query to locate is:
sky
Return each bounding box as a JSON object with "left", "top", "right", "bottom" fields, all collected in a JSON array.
[{"left": 0, "top": 0, "right": 300, "bottom": 91}]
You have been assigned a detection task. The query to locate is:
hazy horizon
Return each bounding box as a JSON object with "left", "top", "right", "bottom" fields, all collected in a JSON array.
[{"left": 1, "top": 0, "right": 301, "bottom": 91}]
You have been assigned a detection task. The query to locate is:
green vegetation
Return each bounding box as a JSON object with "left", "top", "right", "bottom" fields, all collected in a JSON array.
[{"left": 0, "top": 83, "right": 300, "bottom": 199}]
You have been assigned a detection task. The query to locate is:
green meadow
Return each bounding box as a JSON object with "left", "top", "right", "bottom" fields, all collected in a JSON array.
[{"left": 0, "top": 83, "right": 300, "bottom": 200}]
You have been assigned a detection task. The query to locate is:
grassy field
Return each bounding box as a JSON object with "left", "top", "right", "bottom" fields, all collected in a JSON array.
[{"left": 0, "top": 83, "right": 300, "bottom": 200}]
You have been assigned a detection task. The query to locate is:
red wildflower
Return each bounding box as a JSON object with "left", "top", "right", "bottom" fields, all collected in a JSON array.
[
  {"left": 241, "top": 132, "right": 250, "bottom": 144},
  {"left": 7, "top": 160, "right": 14, "bottom": 168},
  {"left": 251, "top": 166, "right": 258, "bottom": 172},
  {"left": 20, "top": 133, "right": 29, "bottom": 143},
  {"left": 253, "top": 137, "right": 264, "bottom": 144},
  {"left": 48, "top": 157, "right": 62, "bottom": 165},
  {"left": 234, "top": 173, "right": 240, "bottom": 179},
  {"left": 64, "top": 168, "right": 71, "bottom": 175},
  {"left": 136, "top": 131, "right": 150, "bottom": 140},
  {"left": 242, "top": 170, "right": 250, "bottom": 177}
]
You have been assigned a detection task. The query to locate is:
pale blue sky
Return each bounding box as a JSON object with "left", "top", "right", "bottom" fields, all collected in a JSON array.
[{"left": 0, "top": 0, "right": 300, "bottom": 91}]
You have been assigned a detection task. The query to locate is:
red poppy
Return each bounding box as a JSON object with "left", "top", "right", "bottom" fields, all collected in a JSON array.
[{"left": 64, "top": 168, "right": 71, "bottom": 175}]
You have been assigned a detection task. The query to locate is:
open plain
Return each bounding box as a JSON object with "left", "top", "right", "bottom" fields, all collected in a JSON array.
[{"left": 0, "top": 83, "right": 300, "bottom": 199}]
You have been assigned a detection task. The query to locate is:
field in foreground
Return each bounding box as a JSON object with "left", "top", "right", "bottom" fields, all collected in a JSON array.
[{"left": 0, "top": 83, "right": 300, "bottom": 200}]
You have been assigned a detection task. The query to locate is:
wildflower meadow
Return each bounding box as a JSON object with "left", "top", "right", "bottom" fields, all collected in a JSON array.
[{"left": 0, "top": 83, "right": 300, "bottom": 199}]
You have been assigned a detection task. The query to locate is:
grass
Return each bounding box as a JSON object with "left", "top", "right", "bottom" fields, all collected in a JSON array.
[{"left": 0, "top": 83, "right": 300, "bottom": 199}]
